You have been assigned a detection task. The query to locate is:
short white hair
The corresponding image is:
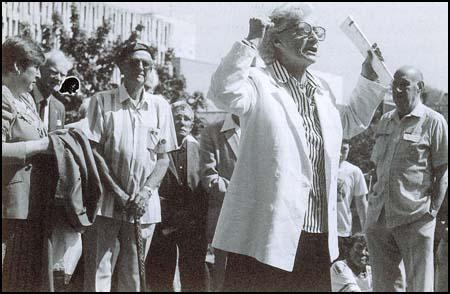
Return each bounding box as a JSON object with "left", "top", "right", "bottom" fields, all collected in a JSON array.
[
  {"left": 44, "top": 49, "right": 73, "bottom": 72},
  {"left": 259, "top": 2, "right": 315, "bottom": 64},
  {"left": 171, "top": 100, "right": 194, "bottom": 119}
]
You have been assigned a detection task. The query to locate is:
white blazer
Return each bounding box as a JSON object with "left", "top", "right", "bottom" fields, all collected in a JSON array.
[{"left": 208, "top": 41, "right": 387, "bottom": 271}]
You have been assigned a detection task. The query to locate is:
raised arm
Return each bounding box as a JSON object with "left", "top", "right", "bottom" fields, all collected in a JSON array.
[
  {"left": 339, "top": 50, "right": 389, "bottom": 139},
  {"left": 208, "top": 18, "right": 271, "bottom": 116}
]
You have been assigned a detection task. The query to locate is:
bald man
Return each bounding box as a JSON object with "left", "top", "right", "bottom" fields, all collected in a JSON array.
[
  {"left": 32, "top": 49, "right": 73, "bottom": 131},
  {"left": 367, "top": 66, "right": 448, "bottom": 292}
]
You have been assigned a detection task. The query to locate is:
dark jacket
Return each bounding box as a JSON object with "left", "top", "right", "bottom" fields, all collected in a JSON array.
[
  {"left": 32, "top": 85, "right": 66, "bottom": 132},
  {"left": 158, "top": 136, "right": 208, "bottom": 231},
  {"left": 49, "top": 128, "right": 103, "bottom": 232}
]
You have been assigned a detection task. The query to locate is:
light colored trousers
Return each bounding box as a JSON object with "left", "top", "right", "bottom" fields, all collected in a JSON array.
[
  {"left": 367, "top": 211, "right": 436, "bottom": 292},
  {"left": 83, "top": 216, "right": 156, "bottom": 292}
]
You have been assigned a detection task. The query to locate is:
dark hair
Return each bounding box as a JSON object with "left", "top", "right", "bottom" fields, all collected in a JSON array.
[
  {"left": 2, "top": 36, "right": 45, "bottom": 75},
  {"left": 349, "top": 233, "right": 367, "bottom": 248}
]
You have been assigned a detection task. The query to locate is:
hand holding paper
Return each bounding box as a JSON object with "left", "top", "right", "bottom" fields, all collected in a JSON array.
[{"left": 340, "top": 16, "right": 394, "bottom": 85}]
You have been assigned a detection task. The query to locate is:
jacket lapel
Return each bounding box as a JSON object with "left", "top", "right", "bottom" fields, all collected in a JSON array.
[
  {"left": 223, "top": 129, "right": 239, "bottom": 159},
  {"left": 48, "top": 97, "right": 56, "bottom": 131},
  {"left": 167, "top": 152, "right": 181, "bottom": 185},
  {"left": 186, "top": 139, "right": 200, "bottom": 190},
  {"left": 264, "top": 67, "right": 311, "bottom": 161},
  {"left": 271, "top": 88, "right": 311, "bottom": 161},
  {"left": 314, "top": 88, "right": 340, "bottom": 161}
]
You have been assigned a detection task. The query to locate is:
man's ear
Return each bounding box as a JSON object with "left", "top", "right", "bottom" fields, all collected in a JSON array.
[{"left": 417, "top": 81, "right": 425, "bottom": 91}]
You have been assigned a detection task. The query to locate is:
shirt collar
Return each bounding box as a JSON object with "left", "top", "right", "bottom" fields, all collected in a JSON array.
[
  {"left": 177, "top": 134, "right": 198, "bottom": 150},
  {"left": 119, "top": 84, "right": 150, "bottom": 108},
  {"left": 220, "top": 113, "right": 240, "bottom": 133},
  {"left": 32, "top": 84, "right": 52, "bottom": 105},
  {"left": 271, "top": 60, "right": 319, "bottom": 90},
  {"left": 392, "top": 101, "right": 426, "bottom": 121}
]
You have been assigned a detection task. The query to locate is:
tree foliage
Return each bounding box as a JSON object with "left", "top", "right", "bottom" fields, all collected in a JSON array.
[{"left": 20, "top": 3, "right": 207, "bottom": 126}]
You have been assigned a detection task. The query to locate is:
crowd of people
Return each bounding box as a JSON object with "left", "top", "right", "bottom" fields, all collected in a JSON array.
[{"left": 2, "top": 2, "right": 448, "bottom": 292}]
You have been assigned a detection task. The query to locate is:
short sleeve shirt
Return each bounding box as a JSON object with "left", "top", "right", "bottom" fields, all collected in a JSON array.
[
  {"left": 331, "top": 260, "right": 372, "bottom": 292},
  {"left": 337, "top": 161, "right": 368, "bottom": 237},
  {"left": 371, "top": 102, "right": 448, "bottom": 228},
  {"left": 84, "top": 85, "right": 177, "bottom": 223}
]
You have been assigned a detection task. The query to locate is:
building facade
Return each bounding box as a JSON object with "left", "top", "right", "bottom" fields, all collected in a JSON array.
[{"left": 2, "top": 2, "right": 196, "bottom": 64}]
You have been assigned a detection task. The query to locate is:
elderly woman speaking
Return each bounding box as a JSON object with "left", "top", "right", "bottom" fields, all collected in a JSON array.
[{"left": 208, "top": 3, "right": 387, "bottom": 291}]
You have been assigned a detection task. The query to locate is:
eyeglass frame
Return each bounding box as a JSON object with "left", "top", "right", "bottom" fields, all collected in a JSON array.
[
  {"left": 276, "top": 21, "right": 326, "bottom": 41},
  {"left": 390, "top": 79, "right": 421, "bottom": 94},
  {"left": 125, "top": 57, "right": 155, "bottom": 71}
]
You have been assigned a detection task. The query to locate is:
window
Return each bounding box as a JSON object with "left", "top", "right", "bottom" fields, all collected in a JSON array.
[
  {"left": 155, "top": 21, "right": 158, "bottom": 44},
  {"left": 84, "top": 6, "right": 87, "bottom": 28},
  {"left": 121, "top": 14, "right": 123, "bottom": 37},
  {"left": 130, "top": 13, "right": 133, "bottom": 33}
]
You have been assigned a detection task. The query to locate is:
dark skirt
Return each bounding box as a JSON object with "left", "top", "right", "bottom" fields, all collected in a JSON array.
[{"left": 2, "top": 219, "right": 46, "bottom": 292}]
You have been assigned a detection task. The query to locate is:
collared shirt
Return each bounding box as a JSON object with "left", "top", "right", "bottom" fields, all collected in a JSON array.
[
  {"left": 171, "top": 134, "right": 198, "bottom": 186},
  {"left": 32, "top": 85, "right": 52, "bottom": 131},
  {"left": 271, "top": 60, "right": 327, "bottom": 233},
  {"left": 2, "top": 85, "right": 47, "bottom": 147},
  {"left": 371, "top": 102, "right": 448, "bottom": 228},
  {"left": 85, "top": 85, "right": 177, "bottom": 224},
  {"left": 220, "top": 113, "right": 241, "bottom": 138}
]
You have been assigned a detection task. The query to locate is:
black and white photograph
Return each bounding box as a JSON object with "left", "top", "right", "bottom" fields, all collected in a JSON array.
[{"left": 2, "top": 2, "right": 448, "bottom": 292}]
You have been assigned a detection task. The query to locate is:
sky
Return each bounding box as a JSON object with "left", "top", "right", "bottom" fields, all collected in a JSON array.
[{"left": 108, "top": 2, "right": 448, "bottom": 96}]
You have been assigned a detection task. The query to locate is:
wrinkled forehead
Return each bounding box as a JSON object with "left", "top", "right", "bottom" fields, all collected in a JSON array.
[
  {"left": 45, "top": 57, "right": 71, "bottom": 75},
  {"left": 394, "top": 67, "right": 423, "bottom": 83},
  {"left": 173, "top": 106, "right": 194, "bottom": 119},
  {"left": 128, "top": 50, "right": 153, "bottom": 62}
]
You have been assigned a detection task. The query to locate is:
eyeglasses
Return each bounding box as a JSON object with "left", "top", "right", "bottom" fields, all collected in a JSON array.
[
  {"left": 278, "top": 21, "right": 326, "bottom": 41},
  {"left": 126, "top": 58, "right": 154, "bottom": 70},
  {"left": 391, "top": 80, "right": 417, "bottom": 93}
]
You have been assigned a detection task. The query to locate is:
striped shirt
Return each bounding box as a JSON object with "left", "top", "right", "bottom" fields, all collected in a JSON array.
[
  {"left": 85, "top": 85, "right": 178, "bottom": 224},
  {"left": 271, "top": 60, "right": 328, "bottom": 233}
]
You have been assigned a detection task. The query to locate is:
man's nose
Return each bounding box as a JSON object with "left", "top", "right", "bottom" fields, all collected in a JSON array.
[{"left": 36, "top": 68, "right": 42, "bottom": 79}]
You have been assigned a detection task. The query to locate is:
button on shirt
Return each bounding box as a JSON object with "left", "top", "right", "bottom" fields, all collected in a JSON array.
[
  {"left": 271, "top": 60, "right": 328, "bottom": 233},
  {"left": 371, "top": 102, "right": 448, "bottom": 228},
  {"left": 85, "top": 85, "right": 177, "bottom": 224}
]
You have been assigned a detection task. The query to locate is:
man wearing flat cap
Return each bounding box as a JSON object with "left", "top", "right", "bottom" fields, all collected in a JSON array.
[{"left": 82, "top": 41, "right": 178, "bottom": 291}]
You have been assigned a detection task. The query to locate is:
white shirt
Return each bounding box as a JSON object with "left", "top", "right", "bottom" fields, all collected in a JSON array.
[
  {"left": 331, "top": 260, "right": 372, "bottom": 292},
  {"left": 337, "top": 161, "right": 368, "bottom": 237},
  {"left": 84, "top": 85, "right": 177, "bottom": 224}
]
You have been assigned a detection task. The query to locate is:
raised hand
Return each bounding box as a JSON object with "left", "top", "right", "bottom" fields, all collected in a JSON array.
[
  {"left": 246, "top": 17, "right": 273, "bottom": 47},
  {"left": 361, "top": 43, "right": 385, "bottom": 81}
]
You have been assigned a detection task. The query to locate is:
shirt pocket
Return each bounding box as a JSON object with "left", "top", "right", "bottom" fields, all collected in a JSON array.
[
  {"left": 372, "top": 127, "right": 394, "bottom": 163},
  {"left": 146, "top": 127, "right": 161, "bottom": 152},
  {"left": 398, "top": 131, "right": 428, "bottom": 162}
]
